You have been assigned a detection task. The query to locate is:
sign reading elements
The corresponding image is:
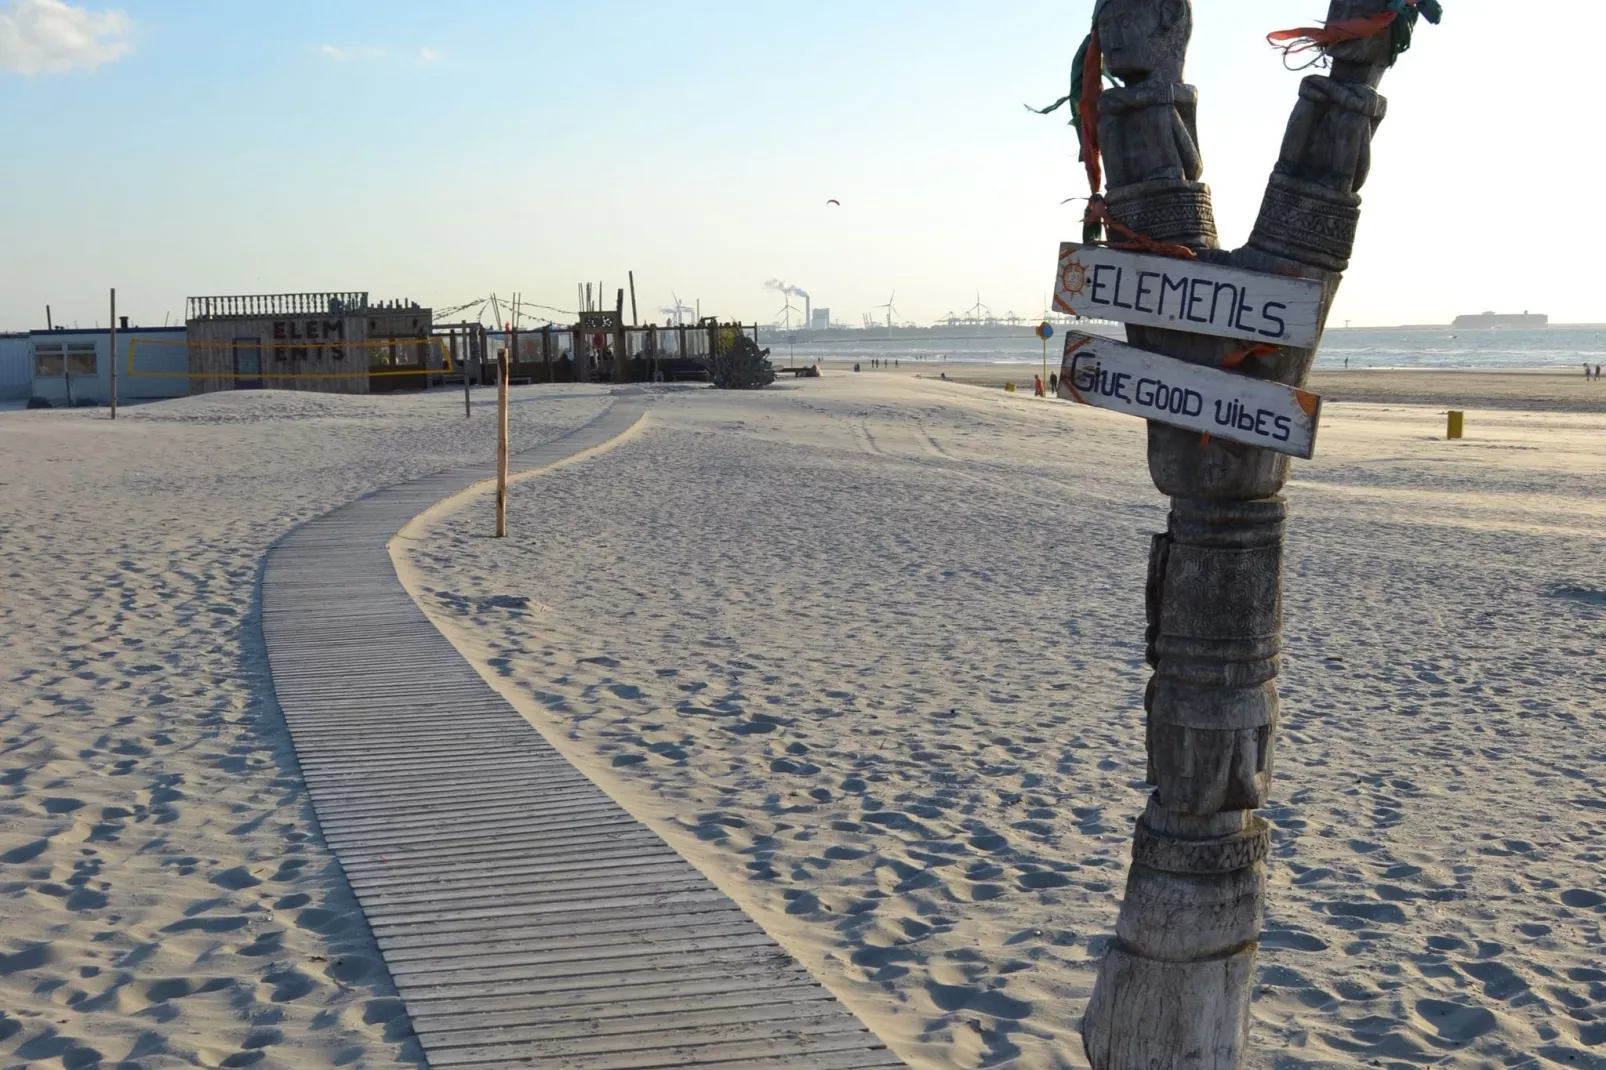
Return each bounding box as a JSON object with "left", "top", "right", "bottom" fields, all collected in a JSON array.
[
  {"left": 1053, "top": 243, "right": 1324, "bottom": 349},
  {"left": 1058, "top": 332, "right": 1322, "bottom": 459}
]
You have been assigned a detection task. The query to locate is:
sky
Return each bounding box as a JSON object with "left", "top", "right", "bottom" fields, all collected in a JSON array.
[{"left": 2, "top": 0, "right": 1601, "bottom": 332}]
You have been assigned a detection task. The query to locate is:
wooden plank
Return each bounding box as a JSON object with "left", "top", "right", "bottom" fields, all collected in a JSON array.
[
  {"left": 1058, "top": 331, "right": 1323, "bottom": 459},
  {"left": 259, "top": 396, "right": 904, "bottom": 1068},
  {"left": 1053, "top": 242, "right": 1324, "bottom": 348},
  {"left": 408, "top": 985, "right": 836, "bottom": 1035},
  {"left": 426, "top": 1027, "right": 893, "bottom": 1070}
]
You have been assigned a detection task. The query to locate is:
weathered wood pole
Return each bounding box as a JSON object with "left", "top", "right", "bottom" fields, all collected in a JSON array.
[
  {"left": 108, "top": 288, "right": 117, "bottom": 418},
  {"left": 495, "top": 350, "right": 508, "bottom": 538},
  {"left": 614, "top": 289, "right": 628, "bottom": 384},
  {"left": 1077, "top": 2, "right": 1409, "bottom": 1066},
  {"left": 458, "top": 332, "right": 470, "bottom": 418}
]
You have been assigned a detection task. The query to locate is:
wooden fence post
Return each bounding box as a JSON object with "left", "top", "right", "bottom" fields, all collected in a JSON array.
[{"left": 495, "top": 350, "right": 508, "bottom": 538}]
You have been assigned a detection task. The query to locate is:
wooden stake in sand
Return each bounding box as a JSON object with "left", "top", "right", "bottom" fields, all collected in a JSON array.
[
  {"left": 1044, "top": 2, "right": 1438, "bottom": 1067},
  {"left": 108, "top": 288, "right": 117, "bottom": 420},
  {"left": 495, "top": 350, "right": 508, "bottom": 538}
]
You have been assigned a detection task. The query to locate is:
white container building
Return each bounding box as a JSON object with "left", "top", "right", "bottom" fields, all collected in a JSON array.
[
  {"left": 28, "top": 324, "right": 190, "bottom": 407},
  {"left": 1, "top": 333, "right": 30, "bottom": 401}
]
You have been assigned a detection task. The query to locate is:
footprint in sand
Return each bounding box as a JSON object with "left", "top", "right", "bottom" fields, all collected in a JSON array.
[
  {"left": 1319, "top": 900, "right": 1406, "bottom": 926},
  {"left": 262, "top": 968, "right": 317, "bottom": 1003},
  {"left": 1414, "top": 998, "right": 1499, "bottom": 1042},
  {"left": 1, "top": 839, "right": 49, "bottom": 864},
  {"left": 210, "top": 865, "right": 263, "bottom": 890},
  {"left": 1560, "top": 888, "right": 1605, "bottom": 909}
]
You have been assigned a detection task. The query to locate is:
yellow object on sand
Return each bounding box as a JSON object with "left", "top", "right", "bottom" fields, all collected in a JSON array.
[
  {"left": 1004, "top": 381, "right": 1016, "bottom": 393},
  {"left": 1447, "top": 410, "right": 1464, "bottom": 439}
]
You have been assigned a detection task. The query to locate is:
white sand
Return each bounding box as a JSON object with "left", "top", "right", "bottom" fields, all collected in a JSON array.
[
  {"left": 0, "top": 387, "right": 612, "bottom": 1067},
  {"left": 395, "top": 377, "right": 1606, "bottom": 1068}
]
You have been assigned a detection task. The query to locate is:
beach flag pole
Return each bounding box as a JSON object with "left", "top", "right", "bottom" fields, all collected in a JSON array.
[
  {"left": 1037, "top": 321, "right": 1053, "bottom": 396},
  {"left": 495, "top": 345, "right": 508, "bottom": 538}
]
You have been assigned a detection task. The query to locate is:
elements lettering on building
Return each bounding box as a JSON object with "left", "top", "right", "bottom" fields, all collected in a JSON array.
[
  {"left": 1058, "top": 332, "right": 1322, "bottom": 459},
  {"left": 271, "top": 319, "right": 347, "bottom": 362},
  {"left": 1054, "top": 243, "right": 1324, "bottom": 348}
]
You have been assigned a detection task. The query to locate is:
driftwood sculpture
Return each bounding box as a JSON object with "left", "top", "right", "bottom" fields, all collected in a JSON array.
[
  {"left": 707, "top": 334, "right": 776, "bottom": 389},
  {"left": 1035, "top": 1, "right": 1439, "bottom": 1066}
]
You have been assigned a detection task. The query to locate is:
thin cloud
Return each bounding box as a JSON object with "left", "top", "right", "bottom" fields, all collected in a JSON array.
[
  {"left": 320, "top": 44, "right": 385, "bottom": 62},
  {"left": 0, "top": 0, "right": 132, "bottom": 75},
  {"left": 418, "top": 47, "right": 438, "bottom": 62}
]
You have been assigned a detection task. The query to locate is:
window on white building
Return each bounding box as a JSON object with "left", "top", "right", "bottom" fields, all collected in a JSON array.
[
  {"left": 34, "top": 345, "right": 64, "bottom": 376},
  {"left": 67, "top": 344, "right": 98, "bottom": 375}
]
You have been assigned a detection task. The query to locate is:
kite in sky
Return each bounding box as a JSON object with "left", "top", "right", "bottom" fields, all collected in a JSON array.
[{"left": 825, "top": 199, "right": 840, "bottom": 206}]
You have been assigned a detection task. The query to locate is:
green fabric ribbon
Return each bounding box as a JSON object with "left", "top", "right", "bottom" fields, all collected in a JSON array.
[{"left": 1387, "top": 0, "right": 1443, "bottom": 65}]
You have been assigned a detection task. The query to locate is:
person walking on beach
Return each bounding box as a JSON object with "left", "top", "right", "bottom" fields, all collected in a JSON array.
[
  {"left": 1596, "top": 364, "right": 1601, "bottom": 380},
  {"left": 1049, "top": 371, "right": 1058, "bottom": 395},
  {"left": 1587, "top": 363, "right": 1593, "bottom": 379}
]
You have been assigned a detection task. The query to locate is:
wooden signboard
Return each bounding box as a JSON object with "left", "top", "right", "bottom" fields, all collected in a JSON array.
[
  {"left": 578, "top": 310, "right": 621, "bottom": 330},
  {"left": 1058, "top": 331, "right": 1322, "bottom": 459},
  {"left": 1053, "top": 243, "right": 1325, "bottom": 349}
]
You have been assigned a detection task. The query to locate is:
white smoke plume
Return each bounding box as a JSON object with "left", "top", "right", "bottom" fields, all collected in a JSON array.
[{"left": 764, "top": 278, "right": 809, "bottom": 299}]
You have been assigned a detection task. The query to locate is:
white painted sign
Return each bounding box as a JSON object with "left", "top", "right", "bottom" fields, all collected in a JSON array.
[
  {"left": 1053, "top": 243, "right": 1325, "bottom": 349},
  {"left": 1058, "top": 332, "right": 1322, "bottom": 459}
]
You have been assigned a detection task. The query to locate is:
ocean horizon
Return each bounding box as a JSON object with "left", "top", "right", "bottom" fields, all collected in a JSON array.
[{"left": 761, "top": 324, "right": 1606, "bottom": 370}]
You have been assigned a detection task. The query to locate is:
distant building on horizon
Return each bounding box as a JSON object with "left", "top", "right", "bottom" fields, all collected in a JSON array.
[
  {"left": 1451, "top": 310, "right": 1547, "bottom": 329},
  {"left": 810, "top": 308, "right": 830, "bottom": 330}
]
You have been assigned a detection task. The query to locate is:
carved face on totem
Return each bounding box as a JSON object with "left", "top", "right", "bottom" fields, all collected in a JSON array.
[{"left": 1094, "top": 0, "right": 1191, "bottom": 83}]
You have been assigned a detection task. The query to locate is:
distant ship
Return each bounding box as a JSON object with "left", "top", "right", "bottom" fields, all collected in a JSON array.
[{"left": 1451, "top": 311, "right": 1548, "bottom": 329}]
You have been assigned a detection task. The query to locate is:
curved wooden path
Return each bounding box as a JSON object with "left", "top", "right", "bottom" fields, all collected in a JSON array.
[{"left": 259, "top": 396, "right": 903, "bottom": 1069}]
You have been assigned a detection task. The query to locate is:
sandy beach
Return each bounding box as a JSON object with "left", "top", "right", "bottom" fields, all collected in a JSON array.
[
  {"left": 391, "top": 373, "right": 1605, "bottom": 1067},
  {"left": 0, "top": 388, "right": 613, "bottom": 1067},
  {"left": 805, "top": 360, "right": 1606, "bottom": 415},
  {"left": 3, "top": 372, "right": 1602, "bottom": 1068}
]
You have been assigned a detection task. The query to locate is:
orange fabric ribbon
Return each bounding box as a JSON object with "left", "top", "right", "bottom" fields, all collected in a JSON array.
[
  {"left": 1220, "top": 343, "right": 1280, "bottom": 370},
  {"left": 1084, "top": 198, "right": 1198, "bottom": 261},
  {"left": 1267, "top": 11, "right": 1396, "bottom": 56},
  {"left": 1079, "top": 29, "right": 1103, "bottom": 199}
]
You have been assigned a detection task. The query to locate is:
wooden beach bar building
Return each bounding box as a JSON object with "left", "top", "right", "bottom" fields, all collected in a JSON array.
[
  {"left": 482, "top": 316, "right": 761, "bottom": 385},
  {"left": 184, "top": 292, "right": 437, "bottom": 394}
]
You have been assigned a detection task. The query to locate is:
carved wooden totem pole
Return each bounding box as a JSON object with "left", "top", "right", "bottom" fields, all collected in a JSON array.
[{"left": 1038, "top": 1, "right": 1439, "bottom": 1066}]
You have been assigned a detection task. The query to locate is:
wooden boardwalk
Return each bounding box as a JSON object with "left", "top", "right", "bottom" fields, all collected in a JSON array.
[{"left": 259, "top": 397, "right": 904, "bottom": 1069}]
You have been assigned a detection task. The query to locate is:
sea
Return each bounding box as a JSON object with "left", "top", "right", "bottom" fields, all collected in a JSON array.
[{"left": 763, "top": 325, "right": 1606, "bottom": 371}]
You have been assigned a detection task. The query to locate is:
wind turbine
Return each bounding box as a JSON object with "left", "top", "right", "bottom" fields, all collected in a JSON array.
[
  {"left": 662, "top": 293, "right": 694, "bottom": 327},
  {"left": 964, "top": 291, "right": 991, "bottom": 325},
  {"left": 875, "top": 291, "right": 898, "bottom": 330},
  {"left": 775, "top": 294, "right": 802, "bottom": 330}
]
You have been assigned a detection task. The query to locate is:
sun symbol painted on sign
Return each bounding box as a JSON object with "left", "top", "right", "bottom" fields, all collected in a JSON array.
[
  {"left": 1057, "top": 255, "right": 1089, "bottom": 313},
  {"left": 1062, "top": 257, "right": 1089, "bottom": 295}
]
